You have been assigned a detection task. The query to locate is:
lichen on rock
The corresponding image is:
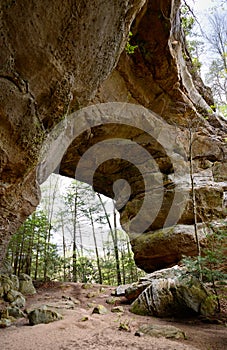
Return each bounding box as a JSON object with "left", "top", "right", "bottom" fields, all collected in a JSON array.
[
  {"left": 28, "top": 305, "right": 63, "bottom": 326},
  {"left": 129, "top": 266, "right": 218, "bottom": 317}
]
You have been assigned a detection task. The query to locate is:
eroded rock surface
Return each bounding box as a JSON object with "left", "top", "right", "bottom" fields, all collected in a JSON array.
[
  {"left": 0, "top": 0, "right": 145, "bottom": 266},
  {"left": 0, "top": 272, "right": 31, "bottom": 327},
  {"left": 136, "top": 324, "right": 186, "bottom": 339},
  {"left": 28, "top": 305, "right": 63, "bottom": 326},
  {"left": 129, "top": 266, "right": 218, "bottom": 317},
  {"left": 0, "top": 0, "right": 226, "bottom": 270},
  {"left": 57, "top": 0, "right": 227, "bottom": 270}
]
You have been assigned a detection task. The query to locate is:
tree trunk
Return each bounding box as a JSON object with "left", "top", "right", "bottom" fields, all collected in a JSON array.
[
  {"left": 72, "top": 192, "right": 78, "bottom": 282},
  {"left": 60, "top": 212, "right": 67, "bottom": 282},
  {"left": 89, "top": 208, "right": 102, "bottom": 284},
  {"left": 189, "top": 126, "right": 202, "bottom": 281},
  {"left": 34, "top": 229, "right": 41, "bottom": 280},
  {"left": 43, "top": 177, "right": 59, "bottom": 281},
  {"left": 97, "top": 193, "right": 122, "bottom": 285},
  {"left": 113, "top": 202, "right": 122, "bottom": 285}
]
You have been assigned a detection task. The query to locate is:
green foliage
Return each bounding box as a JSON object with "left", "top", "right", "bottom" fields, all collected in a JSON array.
[
  {"left": 206, "top": 58, "right": 227, "bottom": 105},
  {"left": 118, "top": 318, "right": 131, "bottom": 332},
  {"left": 180, "top": 5, "right": 203, "bottom": 74},
  {"left": 7, "top": 211, "right": 61, "bottom": 280},
  {"left": 180, "top": 5, "right": 195, "bottom": 36},
  {"left": 183, "top": 226, "right": 226, "bottom": 282},
  {"left": 181, "top": 3, "right": 227, "bottom": 116},
  {"left": 75, "top": 256, "right": 97, "bottom": 283},
  {"left": 125, "top": 31, "right": 138, "bottom": 55},
  {"left": 219, "top": 104, "right": 227, "bottom": 118},
  {"left": 7, "top": 177, "right": 144, "bottom": 286},
  {"left": 182, "top": 224, "right": 227, "bottom": 312}
]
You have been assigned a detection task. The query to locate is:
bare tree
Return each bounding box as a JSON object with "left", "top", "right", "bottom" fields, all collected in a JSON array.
[
  {"left": 97, "top": 193, "right": 122, "bottom": 285},
  {"left": 204, "top": 11, "right": 227, "bottom": 106},
  {"left": 42, "top": 176, "right": 60, "bottom": 281}
]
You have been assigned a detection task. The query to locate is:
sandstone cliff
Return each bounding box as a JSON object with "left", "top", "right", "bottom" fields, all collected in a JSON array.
[{"left": 0, "top": 0, "right": 226, "bottom": 270}]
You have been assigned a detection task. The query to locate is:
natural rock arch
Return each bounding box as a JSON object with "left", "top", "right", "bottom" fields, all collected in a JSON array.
[
  {"left": 0, "top": 0, "right": 226, "bottom": 270},
  {"left": 38, "top": 102, "right": 227, "bottom": 271}
]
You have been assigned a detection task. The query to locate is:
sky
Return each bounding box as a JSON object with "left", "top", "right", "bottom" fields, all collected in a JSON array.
[
  {"left": 190, "top": 0, "right": 214, "bottom": 12},
  {"left": 40, "top": 174, "right": 121, "bottom": 254},
  {"left": 188, "top": 0, "right": 224, "bottom": 12},
  {"left": 186, "top": 0, "right": 226, "bottom": 78}
]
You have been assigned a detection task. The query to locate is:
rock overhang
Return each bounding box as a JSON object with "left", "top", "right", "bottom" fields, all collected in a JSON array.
[{"left": 0, "top": 0, "right": 226, "bottom": 270}]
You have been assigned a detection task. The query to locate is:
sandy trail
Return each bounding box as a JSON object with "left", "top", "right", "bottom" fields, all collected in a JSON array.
[{"left": 0, "top": 282, "right": 226, "bottom": 350}]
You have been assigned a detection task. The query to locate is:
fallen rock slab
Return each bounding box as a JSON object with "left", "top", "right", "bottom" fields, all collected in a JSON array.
[
  {"left": 129, "top": 266, "right": 217, "bottom": 317},
  {"left": 137, "top": 324, "right": 186, "bottom": 339}
]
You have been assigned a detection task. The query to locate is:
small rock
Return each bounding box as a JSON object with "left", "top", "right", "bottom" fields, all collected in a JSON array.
[
  {"left": 87, "top": 302, "right": 96, "bottom": 308},
  {"left": 19, "top": 273, "right": 32, "bottom": 281},
  {"left": 137, "top": 324, "right": 186, "bottom": 339},
  {"left": 86, "top": 292, "right": 97, "bottom": 298},
  {"left": 81, "top": 316, "right": 89, "bottom": 322},
  {"left": 92, "top": 305, "right": 108, "bottom": 315},
  {"left": 134, "top": 331, "right": 144, "bottom": 337},
  {"left": 106, "top": 297, "right": 116, "bottom": 305},
  {"left": 111, "top": 306, "right": 124, "bottom": 313}
]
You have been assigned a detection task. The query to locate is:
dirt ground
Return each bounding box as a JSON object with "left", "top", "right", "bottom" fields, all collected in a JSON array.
[{"left": 0, "top": 282, "right": 226, "bottom": 350}]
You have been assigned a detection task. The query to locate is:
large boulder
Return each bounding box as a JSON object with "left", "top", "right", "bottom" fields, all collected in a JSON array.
[
  {"left": 0, "top": 274, "right": 13, "bottom": 297},
  {"left": 0, "top": 271, "right": 27, "bottom": 326},
  {"left": 19, "top": 273, "right": 36, "bottom": 295},
  {"left": 0, "top": 259, "right": 13, "bottom": 275},
  {"left": 28, "top": 305, "right": 63, "bottom": 326},
  {"left": 5, "top": 289, "right": 26, "bottom": 308},
  {"left": 130, "top": 222, "right": 225, "bottom": 272},
  {"left": 10, "top": 275, "right": 20, "bottom": 291},
  {"left": 129, "top": 266, "right": 217, "bottom": 317}
]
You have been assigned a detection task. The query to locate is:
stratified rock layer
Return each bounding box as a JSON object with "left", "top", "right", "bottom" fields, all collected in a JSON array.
[
  {"left": 0, "top": 0, "right": 226, "bottom": 271},
  {"left": 0, "top": 0, "right": 145, "bottom": 265}
]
